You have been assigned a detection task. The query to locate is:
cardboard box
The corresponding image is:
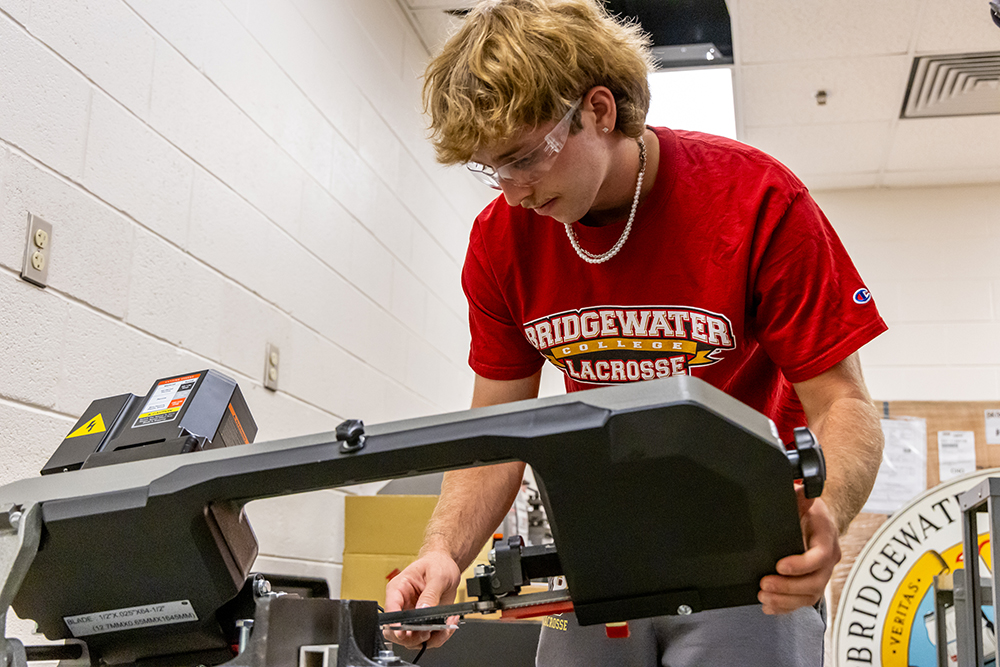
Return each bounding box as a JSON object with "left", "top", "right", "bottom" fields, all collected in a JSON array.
[
  {"left": 340, "top": 553, "right": 417, "bottom": 606},
  {"left": 339, "top": 551, "right": 507, "bottom": 608},
  {"left": 342, "top": 495, "right": 439, "bottom": 605},
  {"left": 343, "top": 495, "right": 439, "bottom": 555},
  {"left": 340, "top": 495, "right": 546, "bottom": 610}
]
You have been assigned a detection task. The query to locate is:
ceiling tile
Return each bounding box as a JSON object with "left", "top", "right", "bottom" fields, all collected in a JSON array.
[
  {"left": 735, "top": 0, "right": 918, "bottom": 64},
  {"left": 742, "top": 122, "right": 892, "bottom": 175},
  {"left": 887, "top": 115, "right": 1000, "bottom": 171},
  {"left": 916, "top": 0, "right": 1000, "bottom": 53},
  {"left": 738, "top": 56, "right": 911, "bottom": 126}
]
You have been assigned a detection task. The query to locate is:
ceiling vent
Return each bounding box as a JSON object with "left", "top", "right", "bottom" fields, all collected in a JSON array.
[{"left": 901, "top": 51, "right": 1000, "bottom": 118}]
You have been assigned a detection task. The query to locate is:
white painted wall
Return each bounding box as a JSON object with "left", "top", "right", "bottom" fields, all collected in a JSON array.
[
  {"left": 813, "top": 184, "right": 1000, "bottom": 401},
  {"left": 0, "top": 0, "right": 493, "bottom": 625}
]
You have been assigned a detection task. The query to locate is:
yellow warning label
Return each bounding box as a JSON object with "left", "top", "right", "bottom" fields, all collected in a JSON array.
[
  {"left": 137, "top": 407, "right": 180, "bottom": 419},
  {"left": 66, "top": 414, "right": 107, "bottom": 439}
]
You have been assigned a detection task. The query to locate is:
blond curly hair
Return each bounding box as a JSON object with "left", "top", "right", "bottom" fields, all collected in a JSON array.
[{"left": 422, "top": 0, "right": 654, "bottom": 165}]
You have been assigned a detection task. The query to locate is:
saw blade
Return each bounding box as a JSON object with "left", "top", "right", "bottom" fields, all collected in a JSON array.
[
  {"left": 379, "top": 600, "right": 496, "bottom": 626},
  {"left": 378, "top": 590, "right": 572, "bottom": 626},
  {"left": 383, "top": 623, "right": 460, "bottom": 631},
  {"left": 496, "top": 590, "right": 571, "bottom": 610}
]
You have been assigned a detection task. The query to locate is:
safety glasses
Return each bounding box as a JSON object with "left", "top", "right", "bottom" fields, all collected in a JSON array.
[{"left": 467, "top": 98, "right": 582, "bottom": 190}]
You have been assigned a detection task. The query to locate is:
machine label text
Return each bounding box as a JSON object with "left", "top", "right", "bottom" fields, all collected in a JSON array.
[{"left": 64, "top": 600, "right": 198, "bottom": 637}]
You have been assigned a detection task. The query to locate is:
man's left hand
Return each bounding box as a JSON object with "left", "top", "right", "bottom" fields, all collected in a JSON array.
[{"left": 758, "top": 487, "right": 841, "bottom": 614}]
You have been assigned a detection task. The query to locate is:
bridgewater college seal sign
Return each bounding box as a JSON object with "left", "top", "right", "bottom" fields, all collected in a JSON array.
[{"left": 832, "top": 469, "right": 1000, "bottom": 666}]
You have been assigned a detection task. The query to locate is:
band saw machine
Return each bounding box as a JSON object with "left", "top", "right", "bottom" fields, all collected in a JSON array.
[{"left": 0, "top": 372, "right": 825, "bottom": 667}]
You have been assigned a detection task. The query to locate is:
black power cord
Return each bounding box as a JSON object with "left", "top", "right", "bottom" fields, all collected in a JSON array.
[{"left": 412, "top": 641, "right": 428, "bottom": 664}]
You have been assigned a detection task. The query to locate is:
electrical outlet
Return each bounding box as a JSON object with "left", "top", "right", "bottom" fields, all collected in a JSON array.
[
  {"left": 20, "top": 214, "right": 52, "bottom": 288},
  {"left": 264, "top": 343, "right": 279, "bottom": 391}
]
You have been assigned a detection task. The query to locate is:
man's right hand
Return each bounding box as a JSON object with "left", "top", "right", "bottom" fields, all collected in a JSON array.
[
  {"left": 382, "top": 550, "right": 463, "bottom": 649},
  {"left": 382, "top": 372, "right": 541, "bottom": 651}
]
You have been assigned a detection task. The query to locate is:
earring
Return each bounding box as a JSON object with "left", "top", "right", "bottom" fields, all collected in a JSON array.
[{"left": 602, "top": 127, "right": 610, "bottom": 134}]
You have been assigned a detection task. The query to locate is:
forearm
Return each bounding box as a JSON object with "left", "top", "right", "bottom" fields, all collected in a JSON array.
[
  {"left": 421, "top": 461, "right": 526, "bottom": 570},
  {"left": 811, "top": 396, "right": 883, "bottom": 534},
  {"left": 793, "top": 354, "right": 884, "bottom": 534},
  {"left": 760, "top": 363, "right": 882, "bottom": 613},
  {"left": 418, "top": 372, "right": 542, "bottom": 569}
]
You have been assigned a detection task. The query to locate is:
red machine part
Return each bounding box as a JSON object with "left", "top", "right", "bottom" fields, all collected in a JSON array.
[
  {"left": 500, "top": 600, "right": 575, "bottom": 620},
  {"left": 604, "top": 622, "right": 630, "bottom": 639}
]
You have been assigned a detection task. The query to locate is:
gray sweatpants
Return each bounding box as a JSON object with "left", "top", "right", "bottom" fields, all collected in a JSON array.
[{"left": 535, "top": 603, "right": 825, "bottom": 667}]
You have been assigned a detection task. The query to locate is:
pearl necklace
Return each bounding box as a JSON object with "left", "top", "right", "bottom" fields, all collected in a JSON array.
[{"left": 564, "top": 136, "right": 646, "bottom": 264}]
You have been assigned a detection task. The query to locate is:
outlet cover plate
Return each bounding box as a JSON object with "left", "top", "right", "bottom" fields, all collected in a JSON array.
[
  {"left": 264, "top": 343, "right": 279, "bottom": 391},
  {"left": 21, "top": 214, "right": 52, "bottom": 288}
]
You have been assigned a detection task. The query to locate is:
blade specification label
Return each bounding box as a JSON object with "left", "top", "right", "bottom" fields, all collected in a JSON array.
[
  {"left": 64, "top": 600, "right": 198, "bottom": 637},
  {"left": 133, "top": 373, "right": 200, "bottom": 428}
]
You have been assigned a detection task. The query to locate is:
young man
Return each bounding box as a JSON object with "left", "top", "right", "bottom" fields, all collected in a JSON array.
[{"left": 385, "top": 0, "right": 886, "bottom": 663}]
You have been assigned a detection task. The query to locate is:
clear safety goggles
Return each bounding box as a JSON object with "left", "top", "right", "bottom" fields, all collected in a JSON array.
[{"left": 467, "top": 98, "right": 582, "bottom": 190}]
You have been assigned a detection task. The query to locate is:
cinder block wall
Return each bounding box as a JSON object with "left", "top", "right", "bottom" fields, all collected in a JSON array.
[
  {"left": 0, "top": 0, "right": 492, "bottom": 614},
  {"left": 812, "top": 184, "right": 1000, "bottom": 400}
]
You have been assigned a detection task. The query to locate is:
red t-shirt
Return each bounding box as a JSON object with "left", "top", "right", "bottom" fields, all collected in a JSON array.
[{"left": 462, "top": 127, "right": 887, "bottom": 443}]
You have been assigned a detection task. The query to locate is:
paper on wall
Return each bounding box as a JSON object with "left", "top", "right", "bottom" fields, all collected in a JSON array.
[
  {"left": 863, "top": 418, "right": 927, "bottom": 515},
  {"left": 938, "top": 430, "right": 976, "bottom": 482},
  {"left": 986, "top": 410, "right": 1000, "bottom": 445}
]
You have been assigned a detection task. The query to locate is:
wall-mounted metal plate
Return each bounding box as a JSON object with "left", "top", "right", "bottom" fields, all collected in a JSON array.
[
  {"left": 21, "top": 214, "right": 52, "bottom": 288},
  {"left": 264, "top": 343, "right": 279, "bottom": 391}
]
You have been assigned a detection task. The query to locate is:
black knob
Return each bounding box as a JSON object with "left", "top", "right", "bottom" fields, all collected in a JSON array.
[
  {"left": 336, "top": 419, "right": 366, "bottom": 453},
  {"left": 785, "top": 427, "right": 826, "bottom": 499}
]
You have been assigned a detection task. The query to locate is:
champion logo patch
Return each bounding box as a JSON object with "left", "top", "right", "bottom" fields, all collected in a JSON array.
[{"left": 853, "top": 288, "right": 872, "bottom": 304}]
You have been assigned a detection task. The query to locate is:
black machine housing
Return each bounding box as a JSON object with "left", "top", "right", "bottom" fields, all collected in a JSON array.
[
  {"left": 0, "top": 373, "right": 823, "bottom": 667},
  {"left": 41, "top": 369, "right": 256, "bottom": 475}
]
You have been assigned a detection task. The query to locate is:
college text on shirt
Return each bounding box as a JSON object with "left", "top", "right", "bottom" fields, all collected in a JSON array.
[{"left": 523, "top": 305, "right": 736, "bottom": 384}]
